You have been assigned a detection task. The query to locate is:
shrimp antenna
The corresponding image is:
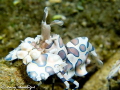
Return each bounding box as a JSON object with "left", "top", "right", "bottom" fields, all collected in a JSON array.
[{"left": 43, "top": 7, "right": 48, "bottom": 23}]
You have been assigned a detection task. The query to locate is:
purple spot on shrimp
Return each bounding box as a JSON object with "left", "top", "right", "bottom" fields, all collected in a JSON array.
[
  {"left": 27, "top": 71, "right": 38, "bottom": 81},
  {"left": 75, "top": 59, "right": 82, "bottom": 67},
  {"left": 59, "top": 36, "right": 64, "bottom": 48},
  {"left": 70, "top": 38, "right": 79, "bottom": 45},
  {"left": 32, "top": 54, "right": 48, "bottom": 67},
  {"left": 67, "top": 47, "right": 79, "bottom": 57},
  {"left": 42, "top": 54, "right": 48, "bottom": 60},
  {"left": 58, "top": 50, "right": 66, "bottom": 60},
  {"left": 79, "top": 44, "right": 86, "bottom": 52},
  {"left": 45, "top": 66, "right": 55, "bottom": 75},
  {"left": 45, "top": 42, "right": 54, "bottom": 49},
  {"left": 75, "top": 59, "right": 86, "bottom": 76},
  {"left": 61, "top": 71, "right": 66, "bottom": 75},
  {"left": 64, "top": 59, "right": 73, "bottom": 72}
]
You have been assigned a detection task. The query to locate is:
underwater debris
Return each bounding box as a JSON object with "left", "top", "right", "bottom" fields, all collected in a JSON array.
[
  {"left": 107, "top": 60, "right": 120, "bottom": 90},
  {"left": 13, "top": 0, "right": 21, "bottom": 5}
]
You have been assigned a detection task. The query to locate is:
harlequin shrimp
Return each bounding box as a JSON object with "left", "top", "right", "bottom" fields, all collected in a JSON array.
[
  {"left": 107, "top": 60, "right": 120, "bottom": 90},
  {"left": 4, "top": 7, "right": 103, "bottom": 90}
]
